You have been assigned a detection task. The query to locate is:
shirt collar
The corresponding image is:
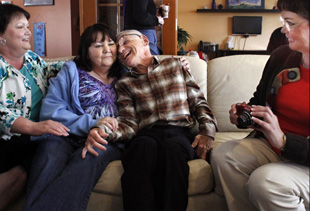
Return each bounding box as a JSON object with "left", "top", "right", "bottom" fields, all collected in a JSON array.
[{"left": 129, "top": 56, "right": 160, "bottom": 77}]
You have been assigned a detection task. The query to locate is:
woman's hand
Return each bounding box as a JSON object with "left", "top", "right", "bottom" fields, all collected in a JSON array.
[
  {"left": 229, "top": 103, "right": 239, "bottom": 125},
  {"left": 11, "top": 117, "right": 69, "bottom": 136},
  {"left": 82, "top": 127, "right": 109, "bottom": 159},
  {"left": 34, "top": 120, "right": 70, "bottom": 136},
  {"left": 192, "top": 134, "right": 213, "bottom": 160},
  {"left": 251, "top": 105, "right": 285, "bottom": 149},
  {"left": 97, "top": 117, "right": 118, "bottom": 132}
]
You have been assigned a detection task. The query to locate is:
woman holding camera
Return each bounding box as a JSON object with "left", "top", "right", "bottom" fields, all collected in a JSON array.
[{"left": 211, "top": 0, "right": 309, "bottom": 210}]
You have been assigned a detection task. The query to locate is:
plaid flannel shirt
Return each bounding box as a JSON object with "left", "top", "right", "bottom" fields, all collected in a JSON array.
[{"left": 100, "top": 56, "right": 217, "bottom": 142}]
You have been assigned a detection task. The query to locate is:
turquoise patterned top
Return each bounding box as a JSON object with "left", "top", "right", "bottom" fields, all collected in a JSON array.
[
  {"left": 0, "top": 50, "right": 59, "bottom": 141},
  {"left": 20, "top": 65, "right": 43, "bottom": 122}
]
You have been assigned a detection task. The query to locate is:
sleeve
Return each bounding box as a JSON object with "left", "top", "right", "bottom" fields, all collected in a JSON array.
[
  {"left": 132, "top": 0, "right": 158, "bottom": 26},
  {"left": 99, "top": 79, "right": 139, "bottom": 142},
  {"left": 182, "top": 64, "right": 218, "bottom": 138},
  {"left": 40, "top": 63, "right": 97, "bottom": 137},
  {"left": 248, "top": 59, "right": 272, "bottom": 107},
  {"left": 281, "top": 133, "right": 309, "bottom": 166},
  {"left": 0, "top": 102, "right": 22, "bottom": 138},
  {"left": 0, "top": 63, "right": 25, "bottom": 138}
]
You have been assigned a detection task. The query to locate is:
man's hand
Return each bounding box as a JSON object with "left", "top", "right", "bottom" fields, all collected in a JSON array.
[
  {"left": 192, "top": 134, "right": 213, "bottom": 160},
  {"left": 82, "top": 127, "right": 109, "bottom": 159},
  {"left": 179, "top": 57, "right": 191, "bottom": 72},
  {"left": 97, "top": 117, "right": 118, "bottom": 132}
]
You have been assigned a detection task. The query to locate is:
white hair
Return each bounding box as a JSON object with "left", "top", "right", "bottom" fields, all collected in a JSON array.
[{"left": 116, "top": 30, "right": 143, "bottom": 41}]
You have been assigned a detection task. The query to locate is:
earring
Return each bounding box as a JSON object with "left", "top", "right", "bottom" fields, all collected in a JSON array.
[{"left": 0, "top": 38, "right": 7, "bottom": 46}]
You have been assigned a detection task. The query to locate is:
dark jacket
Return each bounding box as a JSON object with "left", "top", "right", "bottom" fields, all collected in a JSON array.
[
  {"left": 266, "top": 27, "right": 288, "bottom": 54},
  {"left": 249, "top": 45, "right": 309, "bottom": 166},
  {"left": 124, "top": 0, "right": 158, "bottom": 30}
]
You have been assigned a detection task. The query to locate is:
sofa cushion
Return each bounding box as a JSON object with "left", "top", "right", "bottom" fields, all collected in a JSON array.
[
  {"left": 92, "top": 159, "right": 213, "bottom": 197},
  {"left": 188, "top": 159, "right": 213, "bottom": 195},
  {"left": 207, "top": 55, "right": 269, "bottom": 132}
]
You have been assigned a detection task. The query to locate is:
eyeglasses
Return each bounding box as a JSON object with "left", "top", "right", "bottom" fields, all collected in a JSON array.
[
  {"left": 117, "top": 33, "right": 141, "bottom": 47},
  {"left": 280, "top": 16, "right": 308, "bottom": 32}
]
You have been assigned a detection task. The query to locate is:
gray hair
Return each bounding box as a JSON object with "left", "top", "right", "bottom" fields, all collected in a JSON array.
[{"left": 116, "top": 30, "right": 143, "bottom": 42}]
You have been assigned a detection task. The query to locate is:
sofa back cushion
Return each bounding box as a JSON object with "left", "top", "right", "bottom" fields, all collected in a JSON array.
[{"left": 207, "top": 55, "right": 270, "bottom": 132}]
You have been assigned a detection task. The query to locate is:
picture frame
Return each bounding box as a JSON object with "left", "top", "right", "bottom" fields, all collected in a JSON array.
[
  {"left": 1, "top": 1, "right": 12, "bottom": 4},
  {"left": 226, "top": 0, "right": 265, "bottom": 9},
  {"left": 24, "top": 0, "right": 54, "bottom": 6}
]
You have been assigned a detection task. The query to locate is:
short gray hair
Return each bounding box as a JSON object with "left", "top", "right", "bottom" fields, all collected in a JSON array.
[{"left": 116, "top": 30, "right": 143, "bottom": 42}]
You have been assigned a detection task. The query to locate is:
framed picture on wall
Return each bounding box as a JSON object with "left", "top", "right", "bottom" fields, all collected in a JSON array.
[
  {"left": 24, "top": 0, "right": 54, "bottom": 6},
  {"left": 226, "top": 0, "right": 265, "bottom": 9}
]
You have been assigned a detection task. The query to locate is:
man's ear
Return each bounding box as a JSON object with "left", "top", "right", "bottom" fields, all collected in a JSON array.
[{"left": 141, "top": 35, "right": 149, "bottom": 46}]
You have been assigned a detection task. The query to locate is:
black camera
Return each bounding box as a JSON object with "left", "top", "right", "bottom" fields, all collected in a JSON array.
[{"left": 236, "top": 102, "right": 254, "bottom": 129}]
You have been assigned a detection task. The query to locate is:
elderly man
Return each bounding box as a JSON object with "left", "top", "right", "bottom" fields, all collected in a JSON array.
[{"left": 85, "top": 30, "right": 217, "bottom": 211}]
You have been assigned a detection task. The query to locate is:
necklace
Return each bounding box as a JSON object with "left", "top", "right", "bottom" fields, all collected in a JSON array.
[{"left": 91, "top": 70, "right": 111, "bottom": 84}]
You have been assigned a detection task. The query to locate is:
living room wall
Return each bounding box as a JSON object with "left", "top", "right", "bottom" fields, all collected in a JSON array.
[
  {"left": 9, "top": 0, "right": 72, "bottom": 58},
  {"left": 9, "top": 0, "right": 282, "bottom": 57},
  {"left": 178, "top": 0, "right": 282, "bottom": 52}
]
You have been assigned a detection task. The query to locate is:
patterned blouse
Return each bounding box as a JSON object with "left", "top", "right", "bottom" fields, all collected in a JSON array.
[
  {"left": 0, "top": 50, "right": 62, "bottom": 141},
  {"left": 77, "top": 68, "right": 118, "bottom": 119}
]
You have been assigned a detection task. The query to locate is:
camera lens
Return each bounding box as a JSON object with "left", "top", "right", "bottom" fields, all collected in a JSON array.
[{"left": 237, "top": 110, "right": 253, "bottom": 128}]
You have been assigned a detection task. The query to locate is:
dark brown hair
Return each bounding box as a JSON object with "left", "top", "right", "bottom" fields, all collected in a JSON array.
[
  {"left": 0, "top": 4, "right": 30, "bottom": 34},
  {"left": 277, "top": 0, "right": 309, "bottom": 22},
  {"left": 74, "top": 23, "right": 124, "bottom": 78}
]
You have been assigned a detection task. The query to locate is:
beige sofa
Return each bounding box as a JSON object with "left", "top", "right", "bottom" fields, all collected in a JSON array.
[
  {"left": 86, "top": 54, "right": 270, "bottom": 211},
  {"left": 4, "top": 54, "right": 270, "bottom": 211}
]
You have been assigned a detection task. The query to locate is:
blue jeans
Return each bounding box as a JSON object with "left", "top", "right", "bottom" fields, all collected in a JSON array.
[
  {"left": 138, "top": 29, "right": 161, "bottom": 55},
  {"left": 23, "top": 135, "right": 123, "bottom": 211}
]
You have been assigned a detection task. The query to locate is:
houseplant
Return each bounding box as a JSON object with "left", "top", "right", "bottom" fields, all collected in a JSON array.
[{"left": 177, "top": 26, "right": 192, "bottom": 55}]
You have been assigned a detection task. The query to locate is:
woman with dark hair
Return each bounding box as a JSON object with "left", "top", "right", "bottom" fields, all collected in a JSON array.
[
  {"left": 211, "top": 0, "right": 309, "bottom": 210},
  {"left": 23, "top": 23, "right": 126, "bottom": 211},
  {"left": 0, "top": 4, "right": 69, "bottom": 210}
]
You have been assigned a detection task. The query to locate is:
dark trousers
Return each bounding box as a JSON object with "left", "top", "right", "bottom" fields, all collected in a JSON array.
[
  {"left": 0, "top": 135, "right": 37, "bottom": 173},
  {"left": 121, "top": 126, "right": 195, "bottom": 211}
]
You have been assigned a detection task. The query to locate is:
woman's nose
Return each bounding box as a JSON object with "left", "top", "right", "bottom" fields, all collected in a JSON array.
[
  {"left": 103, "top": 45, "right": 111, "bottom": 53},
  {"left": 26, "top": 27, "right": 31, "bottom": 35},
  {"left": 281, "top": 25, "right": 288, "bottom": 34}
]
